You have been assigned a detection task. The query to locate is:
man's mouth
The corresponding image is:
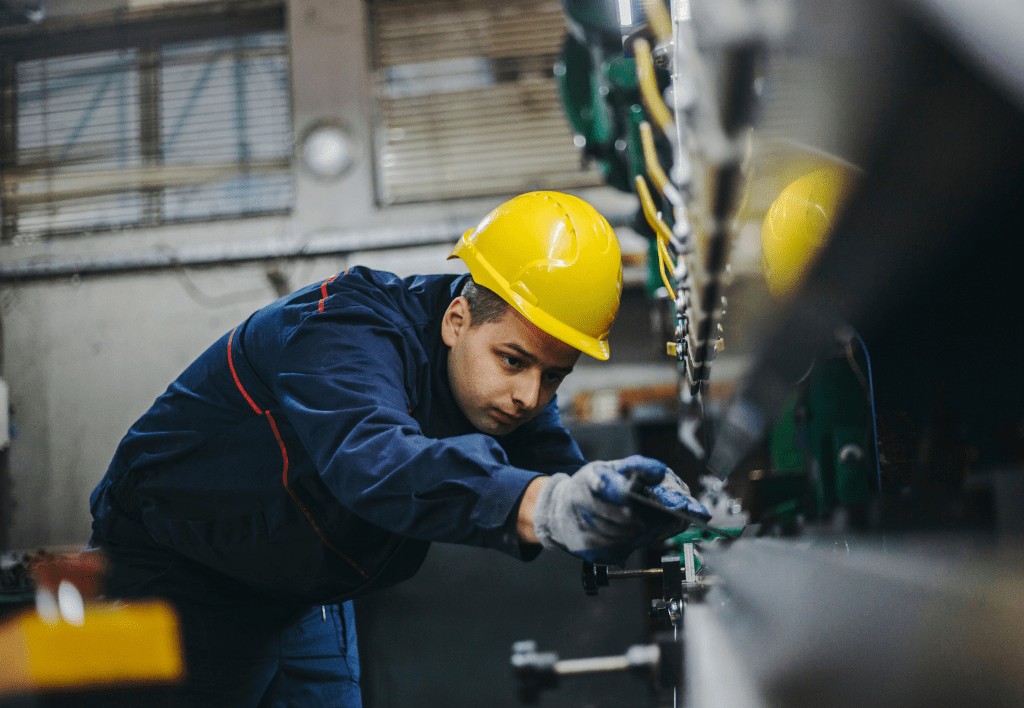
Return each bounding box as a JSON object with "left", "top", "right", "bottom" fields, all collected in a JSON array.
[{"left": 492, "top": 409, "right": 521, "bottom": 425}]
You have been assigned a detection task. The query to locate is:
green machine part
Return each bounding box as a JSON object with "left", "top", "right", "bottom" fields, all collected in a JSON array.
[
  {"left": 555, "top": 32, "right": 675, "bottom": 297},
  {"left": 555, "top": 34, "right": 645, "bottom": 192},
  {"left": 760, "top": 353, "right": 874, "bottom": 525}
]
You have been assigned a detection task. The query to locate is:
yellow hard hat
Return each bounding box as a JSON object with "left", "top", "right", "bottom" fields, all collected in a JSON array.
[
  {"left": 761, "top": 167, "right": 855, "bottom": 298},
  {"left": 448, "top": 191, "right": 623, "bottom": 360}
]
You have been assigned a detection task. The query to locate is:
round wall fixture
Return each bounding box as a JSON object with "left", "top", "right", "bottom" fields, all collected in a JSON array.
[{"left": 298, "top": 122, "right": 356, "bottom": 180}]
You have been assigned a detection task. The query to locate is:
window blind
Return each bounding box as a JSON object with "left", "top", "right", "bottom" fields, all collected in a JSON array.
[
  {"left": 2, "top": 15, "right": 292, "bottom": 242},
  {"left": 370, "top": 0, "right": 604, "bottom": 205}
]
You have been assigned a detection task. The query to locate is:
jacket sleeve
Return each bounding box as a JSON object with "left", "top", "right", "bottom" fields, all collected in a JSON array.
[{"left": 270, "top": 305, "right": 542, "bottom": 555}]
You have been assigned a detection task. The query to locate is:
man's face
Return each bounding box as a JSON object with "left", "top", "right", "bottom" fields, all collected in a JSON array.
[{"left": 442, "top": 297, "right": 580, "bottom": 435}]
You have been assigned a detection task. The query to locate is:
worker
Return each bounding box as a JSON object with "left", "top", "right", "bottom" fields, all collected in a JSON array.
[{"left": 87, "top": 191, "right": 709, "bottom": 707}]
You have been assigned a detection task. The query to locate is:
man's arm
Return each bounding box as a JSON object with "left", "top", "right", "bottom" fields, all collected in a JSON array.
[
  {"left": 273, "top": 308, "right": 542, "bottom": 553},
  {"left": 516, "top": 476, "right": 549, "bottom": 544}
]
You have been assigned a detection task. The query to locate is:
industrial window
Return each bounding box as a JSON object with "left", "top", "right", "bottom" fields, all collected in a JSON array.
[
  {"left": 370, "top": 0, "right": 604, "bottom": 205},
  {"left": 0, "top": 2, "right": 292, "bottom": 242}
]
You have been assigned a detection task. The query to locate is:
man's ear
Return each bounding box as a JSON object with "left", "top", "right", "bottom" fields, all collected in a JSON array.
[{"left": 441, "top": 296, "right": 471, "bottom": 348}]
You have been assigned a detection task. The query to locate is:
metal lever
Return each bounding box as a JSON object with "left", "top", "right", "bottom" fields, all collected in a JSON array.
[
  {"left": 581, "top": 562, "right": 664, "bottom": 596},
  {"left": 582, "top": 554, "right": 689, "bottom": 597},
  {"left": 511, "top": 640, "right": 671, "bottom": 704}
]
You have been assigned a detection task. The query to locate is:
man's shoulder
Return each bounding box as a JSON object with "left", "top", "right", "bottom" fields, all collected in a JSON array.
[
  {"left": 346, "top": 267, "right": 466, "bottom": 299},
  {"left": 242, "top": 267, "right": 468, "bottom": 347},
  {"left": 335, "top": 267, "right": 468, "bottom": 324}
]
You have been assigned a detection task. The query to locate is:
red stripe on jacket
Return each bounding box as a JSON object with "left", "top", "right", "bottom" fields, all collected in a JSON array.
[
  {"left": 318, "top": 274, "right": 339, "bottom": 313},
  {"left": 265, "top": 411, "right": 290, "bottom": 485},
  {"left": 227, "top": 327, "right": 263, "bottom": 415}
]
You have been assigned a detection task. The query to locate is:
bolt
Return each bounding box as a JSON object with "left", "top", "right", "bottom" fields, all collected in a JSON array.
[{"left": 838, "top": 444, "right": 864, "bottom": 465}]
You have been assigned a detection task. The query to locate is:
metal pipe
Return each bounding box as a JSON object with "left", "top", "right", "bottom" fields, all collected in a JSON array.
[
  {"left": 555, "top": 645, "right": 661, "bottom": 676},
  {"left": 0, "top": 211, "right": 636, "bottom": 283},
  {"left": 607, "top": 567, "right": 663, "bottom": 580},
  {"left": 554, "top": 656, "right": 632, "bottom": 675}
]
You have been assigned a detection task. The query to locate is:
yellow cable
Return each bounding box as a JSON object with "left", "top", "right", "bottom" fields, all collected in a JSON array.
[
  {"left": 642, "top": 0, "right": 673, "bottom": 43},
  {"left": 658, "top": 236, "right": 679, "bottom": 288},
  {"left": 635, "top": 173, "right": 675, "bottom": 245},
  {"left": 639, "top": 121, "right": 672, "bottom": 201},
  {"left": 658, "top": 240, "right": 677, "bottom": 293},
  {"left": 657, "top": 243, "right": 676, "bottom": 299},
  {"left": 658, "top": 237, "right": 676, "bottom": 274},
  {"left": 635, "top": 175, "right": 677, "bottom": 299},
  {"left": 634, "top": 38, "right": 674, "bottom": 135}
]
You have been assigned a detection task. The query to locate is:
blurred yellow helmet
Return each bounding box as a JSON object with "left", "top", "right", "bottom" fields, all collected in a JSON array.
[
  {"left": 761, "top": 167, "right": 856, "bottom": 298},
  {"left": 449, "top": 191, "right": 623, "bottom": 360}
]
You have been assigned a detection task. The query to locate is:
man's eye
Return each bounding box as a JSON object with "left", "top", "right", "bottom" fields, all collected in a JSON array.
[
  {"left": 544, "top": 372, "right": 565, "bottom": 384},
  {"left": 501, "top": 355, "right": 522, "bottom": 368}
]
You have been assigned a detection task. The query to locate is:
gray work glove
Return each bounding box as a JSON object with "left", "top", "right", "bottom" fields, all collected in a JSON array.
[{"left": 532, "top": 455, "right": 709, "bottom": 566}]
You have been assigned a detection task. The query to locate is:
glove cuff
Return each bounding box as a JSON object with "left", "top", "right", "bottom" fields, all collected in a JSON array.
[{"left": 532, "top": 472, "right": 570, "bottom": 551}]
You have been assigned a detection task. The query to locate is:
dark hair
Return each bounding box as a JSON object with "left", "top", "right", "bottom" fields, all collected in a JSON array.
[{"left": 461, "top": 277, "right": 510, "bottom": 327}]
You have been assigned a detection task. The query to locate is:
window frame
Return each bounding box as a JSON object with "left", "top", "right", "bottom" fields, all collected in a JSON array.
[{"left": 0, "top": 0, "right": 291, "bottom": 242}]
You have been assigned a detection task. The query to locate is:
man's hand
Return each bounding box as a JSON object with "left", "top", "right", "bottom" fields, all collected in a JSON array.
[
  {"left": 524, "top": 455, "right": 709, "bottom": 566},
  {"left": 645, "top": 469, "right": 713, "bottom": 525}
]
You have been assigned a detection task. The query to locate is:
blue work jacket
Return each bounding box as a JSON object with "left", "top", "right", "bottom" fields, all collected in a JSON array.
[{"left": 91, "top": 268, "right": 586, "bottom": 604}]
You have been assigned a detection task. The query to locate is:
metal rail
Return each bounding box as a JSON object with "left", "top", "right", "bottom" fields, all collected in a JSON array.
[{"left": 0, "top": 211, "right": 637, "bottom": 283}]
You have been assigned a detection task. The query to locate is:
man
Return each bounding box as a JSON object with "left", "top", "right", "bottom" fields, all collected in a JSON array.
[{"left": 88, "top": 191, "right": 708, "bottom": 706}]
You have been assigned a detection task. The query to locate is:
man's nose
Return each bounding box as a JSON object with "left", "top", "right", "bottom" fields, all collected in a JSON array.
[{"left": 511, "top": 370, "right": 541, "bottom": 411}]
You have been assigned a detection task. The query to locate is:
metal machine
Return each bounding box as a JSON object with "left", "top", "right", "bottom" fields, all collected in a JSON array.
[{"left": 511, "top": 0, "right": 1024, "bottom": 705}]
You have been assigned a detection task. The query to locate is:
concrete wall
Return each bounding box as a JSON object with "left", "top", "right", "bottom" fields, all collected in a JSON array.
[{"left": 0, "top": 0, "right": 673, "bottom": 549}]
